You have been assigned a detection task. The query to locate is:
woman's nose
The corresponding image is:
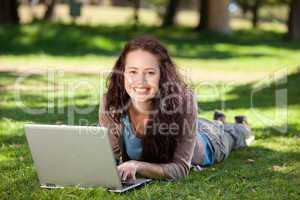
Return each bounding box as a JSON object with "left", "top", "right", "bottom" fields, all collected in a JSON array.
[{"left": 134, "top": 73, "right": 147, "bottom": 85}]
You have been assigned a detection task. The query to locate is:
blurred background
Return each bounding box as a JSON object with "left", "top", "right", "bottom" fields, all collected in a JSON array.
[
  {"left": 1, "top": 0, "right": 299, "bottom": 35},
  {"left": 1, "top": 0, "right": 300, "bottom": 34},
  {"left": 1, "top": 0, "right": 300, "bottom": 81},
  {"left": 0, "top": 0, "right": 300, "bottom": 125}
]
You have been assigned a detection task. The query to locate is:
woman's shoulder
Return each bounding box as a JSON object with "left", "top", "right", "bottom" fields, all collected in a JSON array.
[{"left": 99, "top": 93, "right": 123, "bottom": 133}]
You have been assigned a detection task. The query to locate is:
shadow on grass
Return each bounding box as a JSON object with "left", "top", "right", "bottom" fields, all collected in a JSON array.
[
  {"left": 0, "top": 71, "right": 52, "bottom": 89},
  {"left": 0, "top": 141, "right": 299, "bottom": 199},
  {"left": 0, "top": 71, "right": 299, "bottom": 198},
  {"left": 195, "top": 71, "right": 300, "bottom": 138},
  {"left": 0, "top": 103, "right": 99, "bottom": 125},
  {"left": 252, "top": 123, "right": 300, "bottom": 140},
  {"left": 0, "top": 22, "right": 299, "bottom": 59},
  {"left": 198, "top": 70, "right": 300, "bottom": 111},
  {"left": 1, "top": 70, "right": 300, "bottom": 138},
  {"left": 0, "top": 72, "right": 100, "bottom": 132}
]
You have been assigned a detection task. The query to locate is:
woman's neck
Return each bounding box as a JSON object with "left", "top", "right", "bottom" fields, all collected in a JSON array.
[
  {"left": 128, "top": 100, "right": 152, "bottom": 138},
  {"left": 130, "top": 99, "right": 153, "bottom": 116}
]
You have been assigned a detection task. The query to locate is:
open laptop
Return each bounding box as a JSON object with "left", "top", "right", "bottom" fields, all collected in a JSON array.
[{"left": 24, "top": 124, "right": 151, "bottom": 193}]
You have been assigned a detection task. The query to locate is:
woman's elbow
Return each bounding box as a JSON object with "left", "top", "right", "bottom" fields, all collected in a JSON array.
[{"left": 162, "top": 163, "right": 190, "bottom": 180}]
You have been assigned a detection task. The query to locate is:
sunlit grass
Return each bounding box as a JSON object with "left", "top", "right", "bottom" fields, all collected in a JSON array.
[
  {"left": 0, "top": 5, "right": 299, "bottom": 199},
  {"left": 0, "top": 69, "right": 299, "bottom": 199},
  {"left": 1, "top": 22, "right": 299, "bottom": 84}
]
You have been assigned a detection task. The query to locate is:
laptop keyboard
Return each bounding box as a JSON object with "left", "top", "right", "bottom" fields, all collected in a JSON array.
[{"left": 121, "top": 180, "right": 137, "bottom": 187}]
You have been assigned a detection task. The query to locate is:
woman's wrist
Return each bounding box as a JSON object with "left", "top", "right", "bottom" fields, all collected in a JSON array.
[
  {"left": 131, "top": 160, "right": 143, "bottom": 172},
  {"left": 131, "top": 160, "right": 165, "bottom": 179},
  {"left": 131, "top": 160, "right": 149, "bottom": 174}
]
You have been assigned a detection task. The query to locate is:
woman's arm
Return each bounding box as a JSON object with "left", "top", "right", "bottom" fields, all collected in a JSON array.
[
  {"left": 136, "top": 161, "right": 165, "bottom": 178},
  {"left": 117, "top": 160, "right": 165, "bottom": 180},
  {"left": 118, "top": 115, "right": 197, "bottom": 181},
  {"left": 157, "top": 90, "right": 198, "bottom": 180},
  {"left": 156, "top": 127, "right": 197, "bottom": 180},
  {"left": 99, "top": 94, "right": 122, "bottom": 160},
  {"left": 118, "top": 90, "right": 198, "bottom": 181}
]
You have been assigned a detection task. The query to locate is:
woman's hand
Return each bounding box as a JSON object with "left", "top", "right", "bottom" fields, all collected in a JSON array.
[{"left": 117, "top": 160, "right": 140, "bottom": 181}]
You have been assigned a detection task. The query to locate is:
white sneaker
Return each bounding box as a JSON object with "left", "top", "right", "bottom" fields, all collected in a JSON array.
[{"left": 246, "top": 135, "right": 255, "bottom": 146}]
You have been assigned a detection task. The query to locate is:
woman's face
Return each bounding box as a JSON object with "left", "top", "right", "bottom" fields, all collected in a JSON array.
[{"left": 124, "top": 49, "right": 160, "bottom": 103}]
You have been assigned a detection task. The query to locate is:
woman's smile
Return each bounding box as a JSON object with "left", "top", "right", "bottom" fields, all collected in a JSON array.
[{"left": 134, "top": 87, "right": 151, "bottom": 95}]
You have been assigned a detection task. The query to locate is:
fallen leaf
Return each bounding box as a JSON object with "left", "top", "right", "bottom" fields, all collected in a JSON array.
[
  {"left": 272, "top": 165, "right": 286, "bottom": 171},
  {"left": 246, "top": 159, "right": 255, "bottom": 164}
]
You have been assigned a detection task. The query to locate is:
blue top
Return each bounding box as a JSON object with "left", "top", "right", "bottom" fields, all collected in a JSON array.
[
  {"left": 196, "top": 132, "right": 215, "bottom": 166},
  {"left": 121, "top": 113, "right": 215, "bottom": 166},
  {"left": 121, "top": 114, "right": 143, "bottom": 160}
]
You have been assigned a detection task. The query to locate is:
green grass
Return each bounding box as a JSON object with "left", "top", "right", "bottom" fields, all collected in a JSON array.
[
  {"left": 1, "top": 17, "right": 300, "bottom": 199},
  {"left": 1, "top": 68, "right": 299, "bottom": 199},
  {"left": 1, "top": 22, "right": 300, "bottom": 73}
]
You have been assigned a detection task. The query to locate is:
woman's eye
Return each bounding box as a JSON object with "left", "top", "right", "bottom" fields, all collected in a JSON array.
[
  {"left": 129, "top": 71, "right": 137, "bottom": 74},
  {"left": 148, "top": 71, "right": 155, "bottom": 75}
]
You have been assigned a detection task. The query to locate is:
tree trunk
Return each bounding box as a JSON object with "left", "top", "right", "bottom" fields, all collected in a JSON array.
[
  {"left": 195, "top": 0, "right": 209, "bottom": 30},
  {"left": 133, "top": 0, "right": 140, "bottom": 26},
  {"left": 162, "top": 0, "right": 180, "bottom": 27},
  {"left": 287, "top": 0, "right": 300, "bottom": 40},
  {"left": 251, "top": 0, "right": 260, "bottom": 28},
  {"left": 43, "top": 0, "right": 56, "bottom": 21},
  {"left": 241, "top": 3, "right": 249, "bottom": 17},
  {"left": 207, "top": 0, "right": 231, "bottom": 33},
  {"left": 0, "top": 0, "right": 19, "bottom": 24}
]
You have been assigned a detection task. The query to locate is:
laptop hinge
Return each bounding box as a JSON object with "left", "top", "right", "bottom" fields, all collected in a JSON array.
[{"left": 45, "top": 183, "right": 56, "bottom": 187}]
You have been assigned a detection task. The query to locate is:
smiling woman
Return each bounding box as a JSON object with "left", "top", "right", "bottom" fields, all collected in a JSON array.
[
  {"left": 99, "top": 35, "right": 198, "bottom": 181},
  {"left": 98, "top": 35, "right": 254, "bottom": 182}
]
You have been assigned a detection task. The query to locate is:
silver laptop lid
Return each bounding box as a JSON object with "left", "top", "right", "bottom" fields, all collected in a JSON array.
[{"left": 24, "top": 124, "right": 122, "bottom": 189}]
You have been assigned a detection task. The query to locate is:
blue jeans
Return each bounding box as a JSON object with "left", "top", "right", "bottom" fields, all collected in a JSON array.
[{"left": 197, "top": 118, "right": 251, "bottom": 163}]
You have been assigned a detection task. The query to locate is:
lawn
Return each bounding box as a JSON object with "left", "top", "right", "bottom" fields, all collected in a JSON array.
[{"left": 1, "top": 5, "right": 300, "bottom": 200}]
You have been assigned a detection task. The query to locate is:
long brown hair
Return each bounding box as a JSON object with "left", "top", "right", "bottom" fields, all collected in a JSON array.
[{"left": 105, "top": 35, "right": 193, "bottom": 163}]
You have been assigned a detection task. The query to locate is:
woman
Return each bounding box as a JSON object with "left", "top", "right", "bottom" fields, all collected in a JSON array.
[{"left": 99, "top": 36, "right": 254, "bottom": 181}]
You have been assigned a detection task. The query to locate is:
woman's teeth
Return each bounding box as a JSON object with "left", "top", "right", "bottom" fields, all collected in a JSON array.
[{"left": 134, "top": 88, "right": 149, "bottom": 93}]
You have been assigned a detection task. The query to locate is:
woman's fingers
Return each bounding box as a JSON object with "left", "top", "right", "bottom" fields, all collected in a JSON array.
[
  {"left": 120, "top": 169, "right": 135, "bottom": 181},
  {"left": 118, "top": 166, "right": 129, "bottom": 181},
  {"left": 117, "top": 166, "right": 124, "bottom": 179},
  {"left": 122, "top": 170, "right": 129, "bottom": 181},
  {"left": 131, "top": 172, "right": 136, "bottom": 180},
  {"left": 117, "top": 161, "right": 138, "bottom": 181}
]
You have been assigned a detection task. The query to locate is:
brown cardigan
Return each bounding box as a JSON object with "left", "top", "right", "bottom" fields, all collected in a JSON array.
[{"left": 98, "top": 91, "right": 198, "bottom": 180}]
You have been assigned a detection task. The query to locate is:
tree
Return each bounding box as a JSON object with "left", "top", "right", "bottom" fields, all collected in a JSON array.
[
  {"left": 251, "top": 0, "right": 262, "bottom": 28},
  {"left": 0, "top": 0, "right": 19, "bottom": 24},
  {"left": 43, "top": 0, "right": 57, "bottom": 20},
  {"left": 236, "top": 0, "right": 263, "bottom": 28},
  {"left": 162, "top": 0, "right": 181, "bottom": 27},
  {"left": 195, "top": 0, "right": 209, "bottom": 30},
  {"left": 132, "top": 0, "right": 140, "bottom": 26},
  {"left": 208, "top": 0, "right": 231, "bottom": 33},
  {"left": 287, "top": 0, "right": 300, "bottom": 40},
  {"left": 239, "top": 2, "right": 251, "bottom": 17},
  {"left": 195, "top": 0, "right": 231, "bottom": 33}
]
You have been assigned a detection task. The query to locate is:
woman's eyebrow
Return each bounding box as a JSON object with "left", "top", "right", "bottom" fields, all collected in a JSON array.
[
  {"left": 144, "top": 67, "right": 157, "bottom": 70},
  {"left": 126, "top": 66, "right": 157, "bottom": 70},
  {"left": 126, "top": 66, "right": 138, "bottom": 70}
]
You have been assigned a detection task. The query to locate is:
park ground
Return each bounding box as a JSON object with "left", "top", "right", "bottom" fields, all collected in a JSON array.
[{"left": 0, "top": 5, "right": 300, "bottom": 200}]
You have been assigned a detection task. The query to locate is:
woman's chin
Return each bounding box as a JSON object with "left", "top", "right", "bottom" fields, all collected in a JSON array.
[
  {"left": 132, "top": 95, "right": 152, "bottom": 103},
  {"left": 134, "top": 97, "right": 151, "bottom": 103}
]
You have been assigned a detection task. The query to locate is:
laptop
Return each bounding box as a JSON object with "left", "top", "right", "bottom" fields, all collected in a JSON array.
[{"left": 24, "top": 124, "right": 152, "bottom": 193}]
